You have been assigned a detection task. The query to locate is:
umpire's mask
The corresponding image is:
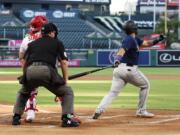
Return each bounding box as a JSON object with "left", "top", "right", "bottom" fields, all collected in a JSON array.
[
  {"left": 123, "top": 20, "right": 138, "bottom": 35},
  {"left": 41, "top": 23, "right": 59, "bottom": 38}
]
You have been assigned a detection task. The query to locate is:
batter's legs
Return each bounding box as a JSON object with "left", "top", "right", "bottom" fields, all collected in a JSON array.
[
  {"left": 128, "top": 68, "right": 154, "bottom": 118},
  {"left": 93, "top": 76, "right": 126, "bottom": 119}
]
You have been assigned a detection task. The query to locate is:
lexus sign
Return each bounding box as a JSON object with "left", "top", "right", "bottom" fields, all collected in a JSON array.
[{"left": 157, "top": 50, "right": 180, "bottom": 66}]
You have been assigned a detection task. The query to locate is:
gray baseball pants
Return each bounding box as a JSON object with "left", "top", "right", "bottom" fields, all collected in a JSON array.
[
  {"left": 96, "top": 63, "right": 150, "bottom": 113},
  {"left": 13, "top": 65, "right": 74, "bottom": 115}
]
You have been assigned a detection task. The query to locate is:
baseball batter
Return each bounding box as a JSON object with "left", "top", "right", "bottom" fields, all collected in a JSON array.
[
  {"left": 19, "top": 15, "right": 48, "bottom": 122},
  {"left": 92, "top": 20, "right": 164, "bottom": 119}
]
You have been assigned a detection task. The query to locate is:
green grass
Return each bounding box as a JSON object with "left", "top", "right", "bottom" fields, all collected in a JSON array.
[
  {"left": 1, "top": 67, "right": 180, "bottom": 75},
  {"left": 0, "top": 67, "right": 180, "bottom": 110}
]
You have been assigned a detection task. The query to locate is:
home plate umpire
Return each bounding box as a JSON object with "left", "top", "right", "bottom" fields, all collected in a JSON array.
[{"left": 12, "top": 22, "right": 81, "bottom": 127}]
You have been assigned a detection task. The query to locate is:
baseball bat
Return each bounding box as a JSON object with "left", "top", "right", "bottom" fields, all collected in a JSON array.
[{"left": 68, "top": 65, "right": 114, "bottom": 80}]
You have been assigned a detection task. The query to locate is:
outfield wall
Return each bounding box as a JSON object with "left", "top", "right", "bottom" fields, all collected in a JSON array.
[
  {"left": 75, "top": 49, "right": 180, "bottom": 67},
  {"left": 0, "top": 49, "right": 180, "bottom": 67}
]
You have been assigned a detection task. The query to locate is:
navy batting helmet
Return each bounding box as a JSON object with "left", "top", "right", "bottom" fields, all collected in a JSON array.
[
  {"left": 123, "top": 20, "right": 138, "bottom": 35},
  {"left": 41, "top": 22, "right": 58, "bottom": 38}
]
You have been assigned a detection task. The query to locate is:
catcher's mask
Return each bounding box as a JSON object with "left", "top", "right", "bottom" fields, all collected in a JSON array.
[
  {"left": 41, "top": 23, "right": 58, "bottom": 38},
  {"left": 29, "top": 15, "right": 48, "bottom": 34},
  {"left": 123, "top": 20, "right": 138, "bottom": 35}
]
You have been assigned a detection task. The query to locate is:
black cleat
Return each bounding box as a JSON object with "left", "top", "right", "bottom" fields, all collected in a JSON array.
[
  {"left": 61, "top": 114, "right": 80, "bottom": 127},
  {"left": 92, "top": 113, "right": 101, "bottom": 119},
  {"left": 12, "top": 114, "right": 21, "bottom": 125}
]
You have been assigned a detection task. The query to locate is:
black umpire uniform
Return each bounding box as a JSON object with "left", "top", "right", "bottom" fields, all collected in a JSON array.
[{"left": 12, "top": 23, "right": 80, "bottom": 127}]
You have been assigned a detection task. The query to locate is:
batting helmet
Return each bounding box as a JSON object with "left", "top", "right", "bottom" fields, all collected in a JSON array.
[
  {"left": 41, "top": 23, "right": 58, "bottom": 38},
  {"left": 123, "top": 20, "right": 138, "bottom": 35},
  {"left": 30, "top": 15, "right": 48, "bottom": 33}
]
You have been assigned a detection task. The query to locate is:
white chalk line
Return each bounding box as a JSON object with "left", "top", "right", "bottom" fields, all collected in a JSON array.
[
  {"left": 0, "top": 113, "right": 180, "bottom": 128},
  {"left": 148, "top": 117, "right": 180, "bottom": 124},
  {"left": 1, "top": 104, "right": 180, "bottom": 127}
]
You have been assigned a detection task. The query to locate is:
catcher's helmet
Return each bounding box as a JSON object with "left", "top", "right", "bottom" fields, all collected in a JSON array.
[
  {"left": 41, "top": 23, "right": 58, "bottom": 38},
  {"left": 30, "top": 15, "right": 48, "bottom": 33},
  {"left": 123, "top": 20, "right": 138, "bottom": 35}
]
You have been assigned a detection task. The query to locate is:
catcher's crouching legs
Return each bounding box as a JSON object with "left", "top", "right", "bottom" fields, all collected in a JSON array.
[{"left": 24, "top": 89, "right": 38, "bottom": 123}]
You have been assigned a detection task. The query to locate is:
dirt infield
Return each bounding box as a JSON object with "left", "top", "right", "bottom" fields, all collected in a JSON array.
[
  {"left": 0, "top": 105, "right": 180, "bottom": 135},
  {"left": 0, "top": 74, "right": 180, "bottom": 135}
]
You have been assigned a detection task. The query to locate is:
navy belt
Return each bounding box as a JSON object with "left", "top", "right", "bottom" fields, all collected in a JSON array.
[{"left": 126, "top": 63, "right": 134, "bottom": 67}]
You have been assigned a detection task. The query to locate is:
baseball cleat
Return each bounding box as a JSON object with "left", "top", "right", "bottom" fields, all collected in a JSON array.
[
  {"left": 25, "top": 119, "right": 33, "bottom": 123},
  {"left": 25, "top": 110, "right": 35, "bottom": 123},
  {"left": 12, "top": 114, "right": 21, "bottom": 125},
  {"left": 136, "top": 110, "right": 154, "bottom": 118},
  {"left": 92, "top": 112, "right": 101, "bottom": 119},
  {"left": 71, "top": 115, "right": 81, "bottom": 123},
  {"left": 61, "top": 114, "right": 81, "bottom": 127}
]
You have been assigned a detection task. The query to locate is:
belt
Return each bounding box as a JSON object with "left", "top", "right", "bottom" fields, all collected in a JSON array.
[
  {"left": 120, "top": 63, "right": 137, "bottom": 67},
  {"left": 126, "top": 63, "right": 134, "bottom": 67},
  {"left": 30, "top": 62, "right": 50, "bottom": 66}
]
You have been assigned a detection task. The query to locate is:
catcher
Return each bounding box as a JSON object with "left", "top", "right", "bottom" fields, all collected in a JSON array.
[
  {"left": 92, "top": 20, "right": 165, "bottom": 119},
  {"left": 19, "top": 15, "right": 48, "bottom": 122},
  {"left": 12, "top": 23, "right": 81, "bottom": 127}
]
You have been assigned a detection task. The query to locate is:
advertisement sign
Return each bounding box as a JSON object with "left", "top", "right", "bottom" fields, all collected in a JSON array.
[
  {"left": 52, "top": 10, "right": 76, "bottom": 18},
  {"left": 137, "top": 50, "right": 151, "bottom": 66},
  {"left": 168, "top": 0, "right": 178, "bottom": 6},
  {"left": 135, "top": 20, "right": 153, "bottom": 28},
  {"left": 138, "top": 0, "right": 165, "bottom": 5},
  {"left": 0, "top": 10, "right": 11, "bottom": 15},
  {"left": 23, "top": 10, "right": 76, "bottom": 18},
  {"left": 97, "top": 50, "right": 150, "bottom": 66},
  {"left": 0, "top": 60, "right": 80, "bottom": 67},
  {"left": 157, "top": 50, "right": 180, "bottom": 66},
  {"left": 68, "top": 60, "right": 80, "bottom": 67},
  {"left": 8, "top": 40, "right": 22, "bottom": 50},
  {"left": 138, "top": 0, "right": 178, "bottom": 6},
  {"left": 0, "top": 60, "right": 21, "bottom": 67},
  {"left": 97, "top": 50, "right": 113, "bottom": 66}
]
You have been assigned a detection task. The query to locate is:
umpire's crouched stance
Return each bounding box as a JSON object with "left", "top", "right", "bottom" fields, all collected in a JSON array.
[{"left": 12, "top": 23, "right": 80, "bottom": 127}]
